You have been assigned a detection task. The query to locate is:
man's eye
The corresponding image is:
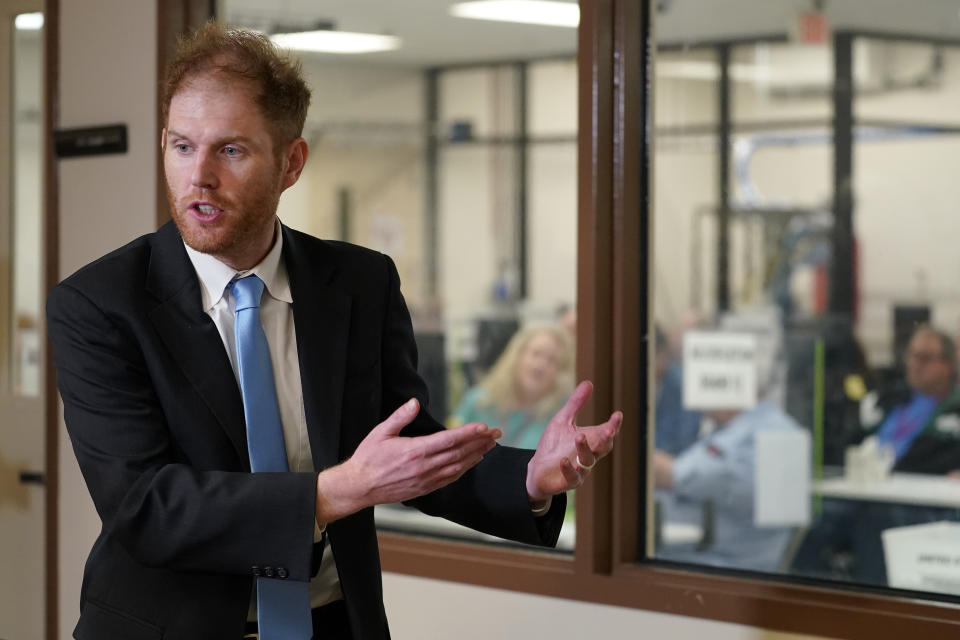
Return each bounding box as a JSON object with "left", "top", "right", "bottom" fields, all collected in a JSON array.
[
  {"left": 174, "top": 144, "right": 190, "bottom": 153},
  {"left": 224, "top": 146, "right": 240, "bottom": 156}
]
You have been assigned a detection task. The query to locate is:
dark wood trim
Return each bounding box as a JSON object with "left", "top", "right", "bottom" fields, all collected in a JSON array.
[
  {"left": 156, "top": 0, "right": 212, "bottom": 229},
  {"left": 156, "top": 0, "right": 173, "bottom": 229},
  {"left": 43, "top": 1, "right": 59, "bottom": 638},
  {"left": 611, "top": 0, "right": 644, "bottom": 567},
  {"left": 573, "top": 0, "right": 615, "bottom": 578}
]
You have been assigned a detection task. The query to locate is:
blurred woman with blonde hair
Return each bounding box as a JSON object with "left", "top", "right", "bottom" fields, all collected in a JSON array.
[{"left": 451, "top": 325, "right": 574, "bottom": 449}]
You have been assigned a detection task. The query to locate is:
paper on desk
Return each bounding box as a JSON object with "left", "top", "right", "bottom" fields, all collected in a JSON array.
[
  {"left": 754, "top": 429, "right": 811, "bottom": 527},
  {"left": 883, "top": 521, "right": 960, "bottom": 595}
]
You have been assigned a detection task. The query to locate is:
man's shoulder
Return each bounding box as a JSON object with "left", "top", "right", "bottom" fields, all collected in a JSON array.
[
  {"left": 284, "top": 226, "right": 385, "bottom": 264},
  {"left": 739, "top": 401, "right": 800, "bottom": 432},
  {"left": 51, "top": 224, "right": 177, "bottom": 307},
  {"left": 282, "top": 226, "right": 394, "bottom": 288},
  {"left": 937, "top": 388, "right": 960, "bottom": 413},
  {"left": 57, "top": 232, "right": 157, "bottom": 290}
]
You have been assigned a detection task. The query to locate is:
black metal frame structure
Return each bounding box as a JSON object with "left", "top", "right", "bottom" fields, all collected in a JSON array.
[{"left": 661, "top": 28, "right": 960, "bottom": 317}]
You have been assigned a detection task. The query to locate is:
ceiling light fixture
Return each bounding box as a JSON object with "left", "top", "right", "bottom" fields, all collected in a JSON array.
[
  {"left": 270, "top": 30, "right": 400, "bottom": 54},
  {"left": 15, "top": 12, "right": 44, "bottom": 30},
  {"left": 450, "top": 1, "right": 580, "bottom": 28}
]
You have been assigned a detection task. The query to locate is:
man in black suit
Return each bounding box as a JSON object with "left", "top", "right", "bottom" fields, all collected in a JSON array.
[{"left": 47, "top": 22, "right": 621, "bottom": 640}]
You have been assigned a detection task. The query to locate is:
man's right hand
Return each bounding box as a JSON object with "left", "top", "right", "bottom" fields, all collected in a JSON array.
[{"left": 314, "top": 398, "right": 500, "bottom": 527}]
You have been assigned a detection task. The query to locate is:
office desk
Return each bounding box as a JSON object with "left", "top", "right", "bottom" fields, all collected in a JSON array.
[
  {"left": 794, "top": 473, "right": 960, "bottom": 586},
  {"left": 815, "top": 473, "right": 960, "bottom": 509}
]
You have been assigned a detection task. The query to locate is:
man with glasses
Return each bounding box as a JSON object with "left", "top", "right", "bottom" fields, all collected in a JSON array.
[{"left": 861, "top": 325, "right": 960, "bottom": 473}]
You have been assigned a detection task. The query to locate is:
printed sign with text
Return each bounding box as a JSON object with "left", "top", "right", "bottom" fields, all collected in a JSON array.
[{"left": 682, "top": 331, "right": 758, "bottom": 410}]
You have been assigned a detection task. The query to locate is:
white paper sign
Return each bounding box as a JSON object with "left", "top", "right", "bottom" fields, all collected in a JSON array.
[
  {"left": 369, "top": 214, "right": 404, "bottom": 259},
  {"left": 682, "top": 331, "right": 758, "bottom": 410},
  {"left": 754, "top": 429, "right": 811, "bottom": 527},
  {"left": 883, "top": 522, "right": 960, "bottom": 595}
]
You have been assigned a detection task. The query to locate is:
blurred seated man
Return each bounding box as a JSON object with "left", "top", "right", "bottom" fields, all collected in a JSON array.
[
  {"left": 859, "top": 325, "right": 960, "bottom": 474},
  {"left": 653, "top": 385, "right": 802, "bottom": 571},
  {"left": 451, "top": 326, "right": 573, "bottom": 449}
]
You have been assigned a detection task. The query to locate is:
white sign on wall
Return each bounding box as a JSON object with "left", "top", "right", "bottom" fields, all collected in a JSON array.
[
  {"left": 369, "top": 214, "right": 404, "bottom": 259},
  {"left": 682, "top": 331, "right": 758, "bottom": 410}
]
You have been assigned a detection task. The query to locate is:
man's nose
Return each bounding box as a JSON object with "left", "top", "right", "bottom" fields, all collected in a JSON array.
[{"left": 190, "top": 149, "right": 219, "bottom": 189}]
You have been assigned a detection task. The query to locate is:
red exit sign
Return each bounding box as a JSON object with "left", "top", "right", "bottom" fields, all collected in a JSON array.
[{"left": 796, "top": 11, "right": 830, "bottom": 45}]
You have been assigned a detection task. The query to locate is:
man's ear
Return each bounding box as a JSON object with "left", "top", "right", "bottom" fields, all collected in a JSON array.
[{"left": 281, "top": 137, "right": 309, "bottom": 191}]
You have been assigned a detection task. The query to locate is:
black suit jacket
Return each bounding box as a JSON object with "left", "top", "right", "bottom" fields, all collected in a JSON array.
[{"left": 48, "top": 221, "right": 565, "bottom": 640}]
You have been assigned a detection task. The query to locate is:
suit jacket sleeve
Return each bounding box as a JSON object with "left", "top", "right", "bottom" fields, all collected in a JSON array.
[
  {"left": 47, "top": 281, "right": 317, "bottom": 582},
  {"left": 374, "top": 254, "right": 566, "bottom": 546}
]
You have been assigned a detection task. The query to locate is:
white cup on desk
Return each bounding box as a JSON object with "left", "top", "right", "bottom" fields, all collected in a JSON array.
[{"left": 844, "top": 436, "right": 894, "bottom": 484}]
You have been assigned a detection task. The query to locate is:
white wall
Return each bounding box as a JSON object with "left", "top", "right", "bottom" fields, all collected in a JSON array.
[{"left": 383, "top": 573, "right": 834, "bottom": 640}]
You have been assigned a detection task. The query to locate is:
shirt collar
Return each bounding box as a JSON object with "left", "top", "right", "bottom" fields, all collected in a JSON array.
[{"left": 183, "top": 218, "right": 293, "bottom": 311}]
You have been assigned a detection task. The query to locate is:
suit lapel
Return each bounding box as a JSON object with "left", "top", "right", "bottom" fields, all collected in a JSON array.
[
  {"left": 282, "top": 225, "right": 351, "bottom": 471},
  {"left": 146, "top": 222, "right": 249, "bottom": 467}
]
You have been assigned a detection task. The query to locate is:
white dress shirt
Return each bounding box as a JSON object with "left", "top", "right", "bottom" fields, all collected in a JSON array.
[{"left": 183, "top": 220, "right": 342, "bottom": 614}]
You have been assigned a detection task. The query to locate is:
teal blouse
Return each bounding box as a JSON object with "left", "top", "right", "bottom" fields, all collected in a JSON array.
[{"left": 451, "top": 387, "right": 551, "bottom": 450}]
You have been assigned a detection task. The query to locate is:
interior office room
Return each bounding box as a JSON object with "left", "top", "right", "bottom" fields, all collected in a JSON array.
[{"left": 2, "top": 0, "right": 960, "bottom": 637}]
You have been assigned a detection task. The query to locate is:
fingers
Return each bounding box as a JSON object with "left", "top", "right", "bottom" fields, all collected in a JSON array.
[
  {"left": 427, "top": 448, "right": 488, "bottom": 486},
  {"left": 410, "top": 424, "right": 501, "bottom": 491},
  {"left": 424, "top": 431, "right": 496, "bottom": 468},
  {"left": 403, "top": 432, "right": 497, "bottom": 497},
  {"left": 608, "top": 410, "right": 623, "bottom": 433},
  {"left": 417, "top": 422, "right": 501, "bottom": 457},
  {"left": 574, "top": 433, "right": 596, "bottom": 470},
  {"left": 374, "top": 398, "right": 420, "bottom": 437},
  {"left": 554, "top": 380, "right": 594, "bottom": 425},
  {"left": 579, "top": 410, "right": 622, "bottom": 456}
]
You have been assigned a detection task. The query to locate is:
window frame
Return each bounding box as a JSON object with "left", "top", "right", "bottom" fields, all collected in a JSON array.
[{"left": 376, "top": 0, "right": 960, "bottom": 636}]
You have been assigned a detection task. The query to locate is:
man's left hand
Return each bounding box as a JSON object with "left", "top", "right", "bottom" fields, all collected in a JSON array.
[{"left": 525, "top": 380, "right": 622, "bottom": 503}]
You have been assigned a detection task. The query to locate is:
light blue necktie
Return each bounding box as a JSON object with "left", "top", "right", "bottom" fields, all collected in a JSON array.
[{"left": 230, "top": 275, "right": 313, "bottom": 640}]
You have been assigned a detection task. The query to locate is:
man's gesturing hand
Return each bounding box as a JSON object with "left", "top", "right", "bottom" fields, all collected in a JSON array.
[
  {"left": 525, "top": 380, "right": 622, "bottom": 503},
  {"left": 315, "top": 398, "right": 501, "bottom": 527}
]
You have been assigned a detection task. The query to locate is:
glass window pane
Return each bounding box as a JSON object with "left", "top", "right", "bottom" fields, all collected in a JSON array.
[
  {"left": 220, "top": 1, "right": 578, "bottom": 552},
  {"left": 649, "top": 0, "right": 960, "bottom": 598},
  {"left": 10, "top": 18, "right": 43, "bottom": 398}
]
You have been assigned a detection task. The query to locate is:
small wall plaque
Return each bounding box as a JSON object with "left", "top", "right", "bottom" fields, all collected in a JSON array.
[{"left": 54, "top": 123, "right": 128, "bottom": 158}]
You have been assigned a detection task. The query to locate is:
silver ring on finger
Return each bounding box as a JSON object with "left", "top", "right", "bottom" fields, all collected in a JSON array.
[{"left": 576, "top": 454, "right": 596, "bottom": 471}]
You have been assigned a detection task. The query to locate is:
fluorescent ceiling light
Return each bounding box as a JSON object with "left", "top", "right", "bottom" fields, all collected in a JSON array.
[
  {"left": 15, "top": 12, "right": 44, "bottom": 30},
  {"left": 450, "top": 1, "right": 579, "bottom": 28},
  {"left": 270, "top": 30, "right": 400, "bottom": 54}
]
